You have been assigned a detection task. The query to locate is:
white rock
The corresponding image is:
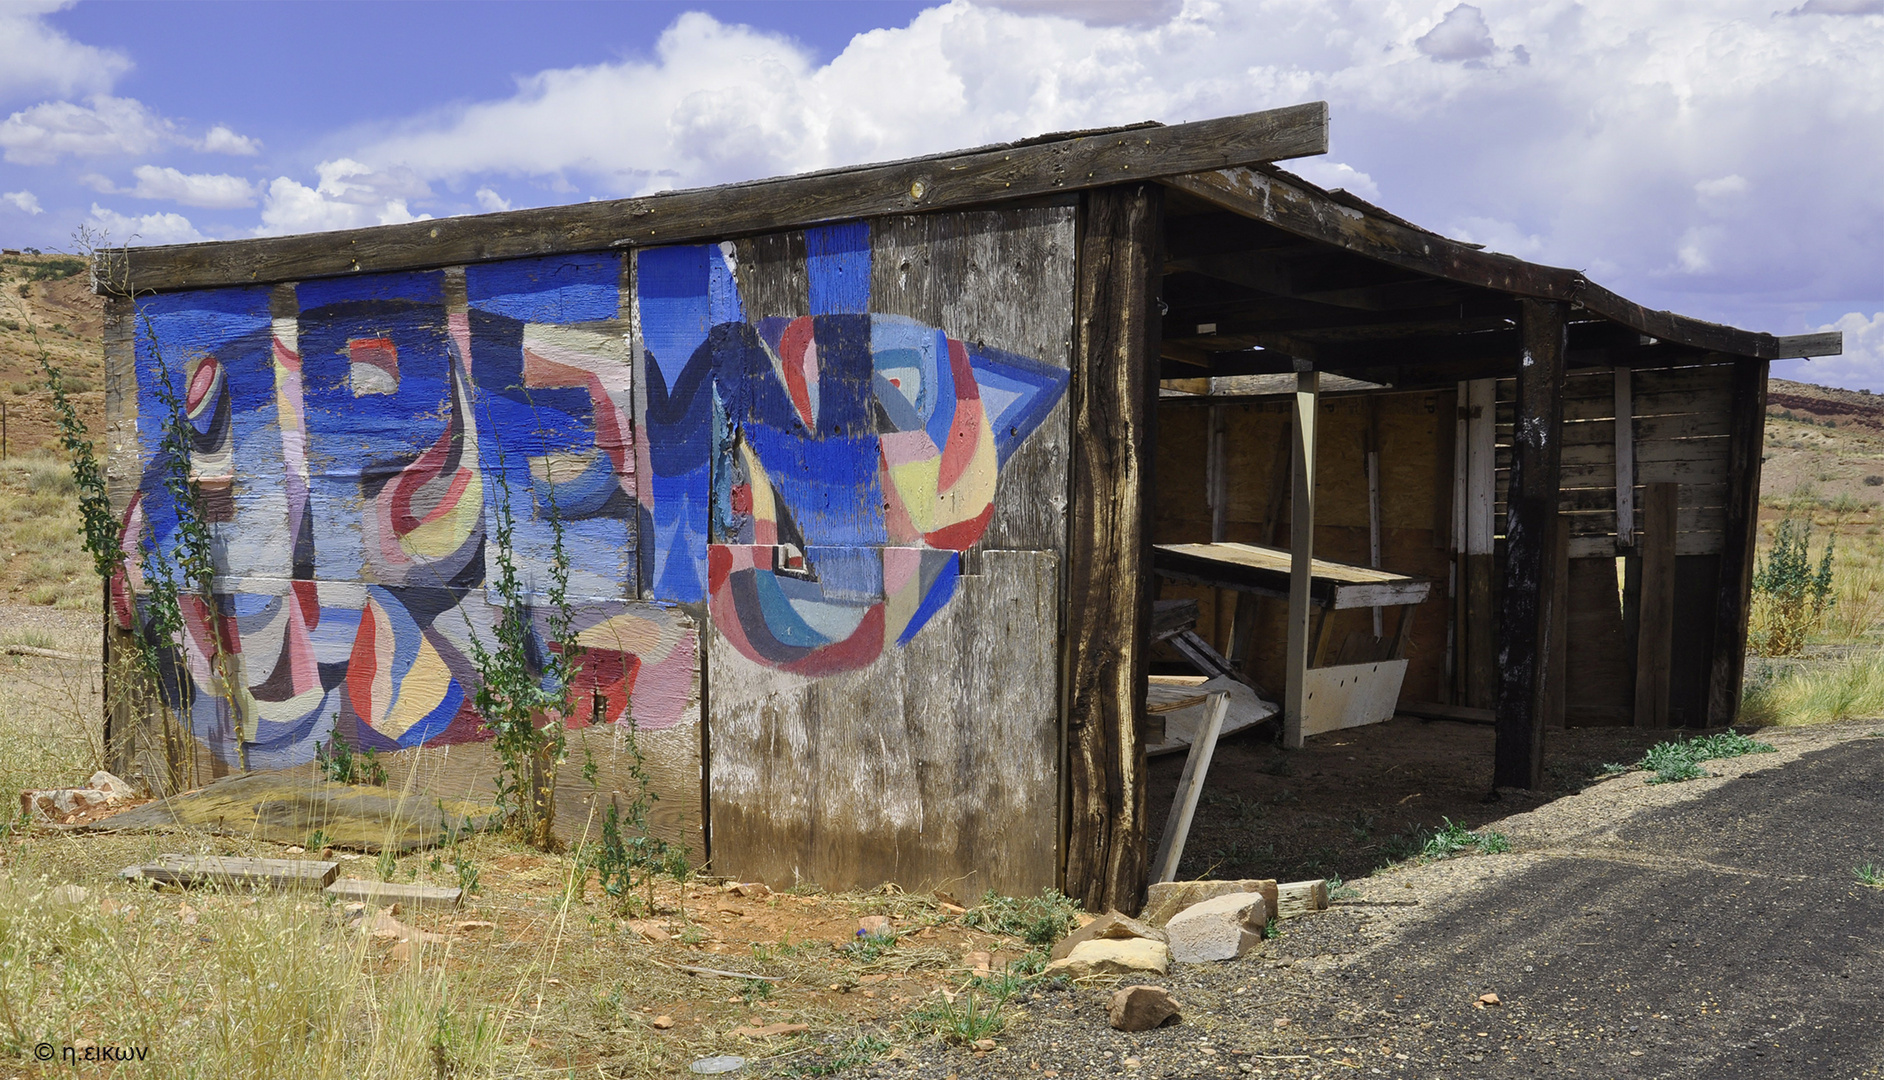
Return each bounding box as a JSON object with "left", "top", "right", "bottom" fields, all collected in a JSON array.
[
  {"left": 1043, "top": 937, "right": 1170, "bottom": 977},
  {"left": 1164, "top": 891, "right": 1269, "bottom": 963},
  {"left": 87, "top": 771, "right": 137, "bottom": 799}
]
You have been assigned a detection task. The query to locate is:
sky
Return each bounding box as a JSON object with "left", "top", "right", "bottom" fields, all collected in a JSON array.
[{"left": 1, "top": 0, "right": 1879, "bottom": 388}]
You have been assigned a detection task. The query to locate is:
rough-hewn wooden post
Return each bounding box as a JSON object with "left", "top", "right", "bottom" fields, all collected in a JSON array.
[
  {"left": 1063, "top": 183, "right": 1162, "bottom": 913},
  {"left": 1282, "top": 364, "right": 1318, "bottom": 750},
  {"left": 1708, "top": 357, "right": 1769, "bottom": 726},
  {"left": 1493, "top": 299, "right": 1567, "bottom": 790}
]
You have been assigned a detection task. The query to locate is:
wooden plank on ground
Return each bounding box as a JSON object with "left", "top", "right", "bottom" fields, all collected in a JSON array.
[
  {"left": 125, "top": 855, "right": 339, "bottom": 889},
  {"left": 1634, "top": 482, "right": 1679, "bottom": 728},
  {"left": 325, "top": 877, "right": 463, "bottom": 910},
  {"left": 106, "top": 105, "right": 1327, "bottom": 294}
]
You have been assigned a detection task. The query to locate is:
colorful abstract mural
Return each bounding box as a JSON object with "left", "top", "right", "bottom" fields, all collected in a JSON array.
[{"left": 123, "top": 224, "right": 1067, "bottom": 768}]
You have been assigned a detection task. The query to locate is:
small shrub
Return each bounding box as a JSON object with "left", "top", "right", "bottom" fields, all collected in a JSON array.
[
  {"left": 908, "top": 989, "right": 1004, "bottom": 1044},
  {"left": 1415, "top": 818, "right": 1510, "bottom": 860},
  {"left": 1865, "top": 476, "right": 1884, "bottom": 487},
  {"left": 315, "top": 733, "right": 387, "bottom": 786},
  {"left": 1633, "top": 730, "right": 1777, "bottom": 784},
  {"left": 959, "top": 888, "right": 1080, "bottom": 946},
  {"left": 1856, "top": 863, "right": 1883, "bottom": 888},
  {"left": 1750, "top": 518, "right": 1835, "bottom": 656}
]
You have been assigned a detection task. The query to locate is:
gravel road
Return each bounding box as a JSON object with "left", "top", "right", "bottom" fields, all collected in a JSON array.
[{"left": 871, "top": 720, "right": 1884, "bottom": 1080}]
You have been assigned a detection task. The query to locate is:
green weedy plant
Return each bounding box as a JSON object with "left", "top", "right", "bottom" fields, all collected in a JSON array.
[
  {"left": 1634, "top": 730, "right": 1777, "bottom": 784},
  {"left": 908, "top": 988, "right": 1005, "bottom": 1045},
  {"left": 959, "top": 889, "right": 1081, "bottom": 947},
  {"left": 1751, "top": 518, "right": 1836, "bottom": 657},
  {"left": 315, "top": 732, "right": 387, "bottom": 786},
  {"left": 1854, "top": 863, "right": 1883, "bottom": 888},
  {"left": 460, "top": 437, "right": 579, "bottom": 850},
  {"left": 31, "top": 278, "right": 200, "bottom": 788}
]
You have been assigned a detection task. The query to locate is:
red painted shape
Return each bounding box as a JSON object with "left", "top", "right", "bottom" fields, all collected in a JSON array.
[
  {"left": 924, "top": 503, "right": 993, "bottom": 551},
  {"left": 779, "top": 317, "right": 817, "bottom": 428},
  {"left": 346, "top": 603, "right": 380, "bottom": 722}
]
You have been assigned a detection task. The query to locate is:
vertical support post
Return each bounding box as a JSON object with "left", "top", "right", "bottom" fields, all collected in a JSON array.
[
  {"left": 1282, "top": 363, "right": 1318, "bottom": 750},
  {"left": 1207, "top": 404, "right": 1230, "bottom": 649},
  {"left": 1614, "top": 367, "right": 1635, "bottom": 550},
  {"left": 1063, "top": 183, "right": 1162, "bottom": 914},
  {"left": 1463, "top": 378, "right": 1498, "bottom": 707},
  {"left": 1709, "top": 358, "right": 1768, "bottom": 726},
  {"left": 1367, "top": 397, "right": 1382, "bottom": 639},
  {"left": 1493, "top": 299, "right": 1567, "bottom": 790},
  {"left": 1545, "top": 512, "right": 1570, "bottom": 729},
  {"left": 1635, "top": 482, "right": 1679, "bottom": 728}
]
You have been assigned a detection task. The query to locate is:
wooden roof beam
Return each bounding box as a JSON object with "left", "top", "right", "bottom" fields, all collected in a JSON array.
[
  {"left": 1162, "top": 166, "right": 1843, "bottom": 362},
  {"left": 101, "top": 103, "right": 1328, "bottom": 294}
]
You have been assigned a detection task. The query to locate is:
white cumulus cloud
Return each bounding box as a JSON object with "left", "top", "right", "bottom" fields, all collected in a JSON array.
[
  {"left": 256, "top": 159, "right": 433, "bottom": 236},
  {"left": 0, "top": 95, "right": 175, "bottom": 164},
  {"left": 2, "top": 190, "right": 44, "bottom": 215},
  {"left": 86, "top": 203, "right": 206, "bottom": 246},
  {"left": 1416, "top": 4, "right": 1497, "bottom": 62},
  {"left": 198, "top": 124, "right": 260, "bottom": 155},
  {"left": 474, "top": 186, "right": 511, "bottom": 212},
  {"left": 0, "top": 3, "right": 131, "bottom": 102},
  {"left": 120, "top": 165, "right": 258, "bottom": 208}
]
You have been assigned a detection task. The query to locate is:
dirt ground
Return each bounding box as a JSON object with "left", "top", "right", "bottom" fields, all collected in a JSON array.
[
  {"left": 1146, "top": 715, "right": 1674, "bottom": 887},
  {"left": 884, "top": 719, "right": 1884, "bottom": 1080}
]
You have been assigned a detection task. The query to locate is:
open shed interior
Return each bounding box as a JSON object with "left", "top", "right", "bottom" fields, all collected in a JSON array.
[{"left": 1135, "top": 170, "right": 1827, "bottom": 759}]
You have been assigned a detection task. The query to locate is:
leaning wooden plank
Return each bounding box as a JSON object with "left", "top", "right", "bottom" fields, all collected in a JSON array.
[
  {"left": 123, "top": 855, "right": 339, "bottom": 889},
  {"left": 104, "top": 104, "right": 1329, "bottom": 294},
  {"left": 1275, "top": 879, "right": 1330, "bottom": 919},
  {"left": 1150, "top": 693, "right": 1231, "bottom": 884},
  {"left": 325, "top": 877, "right": 463, "bottom": 910}
]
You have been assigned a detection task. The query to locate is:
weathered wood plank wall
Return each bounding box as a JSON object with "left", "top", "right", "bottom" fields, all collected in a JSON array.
[{"left": 705, "top": 206, "right": 1075, "bottom": 896}]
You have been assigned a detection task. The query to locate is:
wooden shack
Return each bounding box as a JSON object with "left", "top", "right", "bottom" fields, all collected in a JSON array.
[{"left": 96, "top": 103, "right": 1839, "bottom": 912}]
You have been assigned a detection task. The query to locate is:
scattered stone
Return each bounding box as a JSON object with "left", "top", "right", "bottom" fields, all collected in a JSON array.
[
  {"left": 689, "top": 1055, "right": 747, "bottom": 1074},
  {"left": 651, "top": 1015, "right": 676, "bottom": 1030},
  {"left": 455, "top": 920, "right": 496, "bottom": 932},
  {"left": 283, "top": 845, "right": 306, "bottom": 854},
  {"left": 1142, "top": 879, "right": 1278, "bottom": 927},
  {"left": 1164, "top": 891, "right": 1269, "bottom": 963},
  {"left": 730, "top": 1022, "right": 808, "bottom": 1038},
  {"left": 1275, "top": 879, "right": 1330, "bottom": 919},
  {"left": 1042, "top": 937, "right": 1170, "bottom": 978},
  {"left": 857, "top": 973, "right": 890, "bottom": 984},
  {"left": 933, "top": 889, "right": 963, "bottom": 907},
  {"left": 45, "top": 883, "right": 90, "bottom": 905},
  {"left": 177, "top": 903, "right": 199, "bottom": 926},
  {"left": 858, "top": 914, "right": 892, "bottom": 937},
  {"left": 1109, "top": 985, "right": 1182, "bottom": 1031},
  {"left": 1049, "top": 909, "right": 1166, "bottom": 961},
  {"left": 727, "top": 881, "right": 770, "bottom": 899},
  {"left": 1474, "top": 992, "right": 1501, "bottom": 1008},
  {"left": 971, "top": 1039, "right": 996, "bottom": 1051},
  {"left": 368, "top": 908, "right": 444, "bottom": 944},
  {"left": 964, "top": 949, "right": 993, "bottom": 975},
  {"left": 89, "top": 771, "right": 137, "bottom": 798},
  {"left": 627, "top": 919, "right": 671, "bottom": 943}
]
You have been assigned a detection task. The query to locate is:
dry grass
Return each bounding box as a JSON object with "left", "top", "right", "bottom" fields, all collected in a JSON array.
[{"left": 0, "top": 452, "right": 96, "bottom": 611}]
